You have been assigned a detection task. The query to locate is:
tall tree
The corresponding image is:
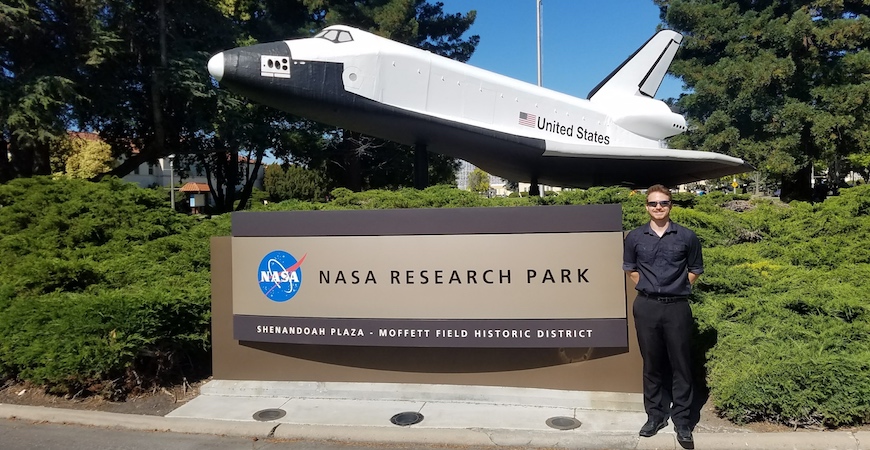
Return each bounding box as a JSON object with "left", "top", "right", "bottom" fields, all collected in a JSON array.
[
  {"left": 0, "top": 0, "right": 112, "bottom": 181},
  {"left": 2, "top": 1, "right": 477, "bottom": 205},
  {"left": 76, "top": 0, "right": 312, "bottom": 212},
  {"left": 192, "top": 0, "right": 314, "bottom": 211},
  {"left": 79, "top": 0, "right": 233, "bottom": 179},
  {"left": 657, "top": 0, "right": 870, "bottom": 201}
]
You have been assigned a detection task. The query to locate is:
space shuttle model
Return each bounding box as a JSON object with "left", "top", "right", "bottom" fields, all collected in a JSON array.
[{"left": 208, "top": 25, "right": 751, "bottom": 188}]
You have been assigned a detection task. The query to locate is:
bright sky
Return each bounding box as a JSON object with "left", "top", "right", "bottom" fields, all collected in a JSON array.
[{"left": 437, "top": 0, "right": 684, "bottom": 101}]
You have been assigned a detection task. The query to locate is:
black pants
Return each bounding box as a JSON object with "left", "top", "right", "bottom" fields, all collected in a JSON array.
[{"left": 633, "top": 294, "right": 694, "bottom": 426}]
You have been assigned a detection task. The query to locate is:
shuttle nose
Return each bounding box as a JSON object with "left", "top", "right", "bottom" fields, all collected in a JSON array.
[
  {"left": 208, "top": 52, "right": 224, "bottom": 82},
  {"left": 207, "top": 41, "right": 291, "bottom": 101}
]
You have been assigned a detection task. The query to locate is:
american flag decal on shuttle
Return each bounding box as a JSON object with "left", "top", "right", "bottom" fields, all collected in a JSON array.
[{"left": 518, "top": 112, "right": 536, "bottom": 127}]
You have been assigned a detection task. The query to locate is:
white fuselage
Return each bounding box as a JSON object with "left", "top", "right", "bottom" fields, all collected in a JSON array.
[
  {"left": 210, "top": 25, "right": 749, "bottom": 188},
  {"left": 284, "top": 26, "right": 682, "bottom": 152}
]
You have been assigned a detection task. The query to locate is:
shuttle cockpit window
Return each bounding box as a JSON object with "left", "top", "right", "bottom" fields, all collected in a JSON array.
[{"left": 315, "top": 29, "right": 354, "bottom": 43}]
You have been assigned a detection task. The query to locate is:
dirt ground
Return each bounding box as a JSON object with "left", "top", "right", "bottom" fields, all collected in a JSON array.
[
  {"left": 0, "top": 378, "right": 206, "bottom": 417},
  {"left": 694, "top": 398, "right": 870, "bottom": 434},
  {"left": 0, "top": 378, "right": 866, "bottom": 434}
]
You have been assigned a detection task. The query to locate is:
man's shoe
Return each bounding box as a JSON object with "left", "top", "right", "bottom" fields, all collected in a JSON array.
[
  {"left": 638, "top": 417, "right": 668, "bottom": 437},
  {"left": 675, "top": 425, "right": 694, "bottom": 446}
]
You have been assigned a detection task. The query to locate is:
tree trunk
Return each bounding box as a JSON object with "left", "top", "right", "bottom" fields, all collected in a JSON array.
[
  {"left": 780, "top": 165, "right": 813, "bottom": 202},
  {"left": 235, "top": 148, "right": 265, "bottom": 211},
  {"left": 0, "top": 138, "right": 12, "bottom": 182},
  {"left": 150, "top": 0, "right": 167, "bottom": 162},
  {"left": 33, "top": 141, "right": 52, "bottom": 175},
  {"left": 94, "top": 153, "right": 146, "bottom": 181},
  {"left": 9, "top": 137, "right": 32, "bottom": 177},
  {"left": 208, "top": 153, "right": 228, "bottom": 212},
  {"left": 200, "top": 154, "right": 220, "bottom": 213},
  {"left": 226, "top": 146, "right": 238, "bottom": 210},
  {"left": 339, "top": 136, "right": 362, "bottom": 191}
]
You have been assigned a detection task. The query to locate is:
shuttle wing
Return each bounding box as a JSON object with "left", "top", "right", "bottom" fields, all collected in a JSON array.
[{"left": 536, "top": 140, "right": 754, "bottom": 188}]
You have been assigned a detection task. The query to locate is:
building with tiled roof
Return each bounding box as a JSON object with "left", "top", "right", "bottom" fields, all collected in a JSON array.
[
  {"left": 179, "top": 182, "right": 211, "bottom": 193},
  {"left": 179, "top": 182, "right": 213, "bottom": 214}
]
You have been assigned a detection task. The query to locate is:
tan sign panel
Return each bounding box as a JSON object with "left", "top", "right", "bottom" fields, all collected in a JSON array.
[{"left": 230, "top": 206, "right": 628, "bottom": 347}]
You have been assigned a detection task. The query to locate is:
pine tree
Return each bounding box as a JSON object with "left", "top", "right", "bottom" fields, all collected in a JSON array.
[{"left": 657, "top": 0, "right": 870, "bottom": 201}]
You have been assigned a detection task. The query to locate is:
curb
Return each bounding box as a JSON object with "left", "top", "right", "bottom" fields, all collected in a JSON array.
[
  {"left": 0, "top": 403, "right": 273, "bottom": 437},
  {"left": 1, "top": 403, "right": 867, "bottom": 450}
]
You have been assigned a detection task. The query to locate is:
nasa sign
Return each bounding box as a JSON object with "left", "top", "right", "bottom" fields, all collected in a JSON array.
[{"left": 230, "top": 205, "right": 628, "bottom": 348}]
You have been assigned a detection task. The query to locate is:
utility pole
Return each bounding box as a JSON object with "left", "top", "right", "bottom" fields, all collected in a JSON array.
[
  {"left": 536, "top": 0, "right": 543, "bottom": 87},
  {"left": 168, "top": 154, "right": 175, "bottom": 210},
  {"left": 531, "top": 0, "right": 544, "bottom": 197}
]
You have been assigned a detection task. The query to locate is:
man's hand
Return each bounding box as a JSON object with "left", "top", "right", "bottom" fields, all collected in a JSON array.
[{"left": 627, "top": 271, "right": 640, "bottom": 285}]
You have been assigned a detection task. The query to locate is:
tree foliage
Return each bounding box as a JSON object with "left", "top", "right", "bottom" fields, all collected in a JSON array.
[
  {"left": 0, "top": 0, "right": 114, "bottom": 180},
  {"left": 1, "top": 0, "right": 478, "bottom": 209},
  {"left": 468, "top": 167, "right": 491, "bottom": 194},
  {"left": 75, "top": 0, "right": 290, "bottom": 214},
  {"left": 263, "top": 163, "right": 329, "bottom": 202},
  {"left": 52, "top": 133, "right": 114, "bottom": 179},
  {"left": 657, "top": 0, "right": 870, "bottom": 201}
]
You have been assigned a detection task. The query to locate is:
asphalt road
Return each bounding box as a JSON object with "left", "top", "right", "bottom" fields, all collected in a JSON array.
[{"left": 0, "top": 419, "right": 504, "bottom": 450}]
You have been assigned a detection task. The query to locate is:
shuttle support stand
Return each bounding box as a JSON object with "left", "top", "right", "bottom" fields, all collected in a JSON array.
[
  {"left": 530, "top": 178, "right": 540, "bottom": 197},
  {"left": 414, "top": 144, "right": 428, "bottom": 190}
]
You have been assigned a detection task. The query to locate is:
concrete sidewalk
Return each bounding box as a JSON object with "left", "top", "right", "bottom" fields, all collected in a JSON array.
[{"left": 1, "top": 381, "right": 867, "bottom": 450}]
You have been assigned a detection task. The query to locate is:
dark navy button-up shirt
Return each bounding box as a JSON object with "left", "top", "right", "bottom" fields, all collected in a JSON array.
[{"left": 622, "top": 221, "right": 704, "bottom": 297}]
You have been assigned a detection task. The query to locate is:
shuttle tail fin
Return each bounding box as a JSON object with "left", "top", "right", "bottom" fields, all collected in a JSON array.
[{"left": 587, "top": 30, "right": 682, "bottom": 101}]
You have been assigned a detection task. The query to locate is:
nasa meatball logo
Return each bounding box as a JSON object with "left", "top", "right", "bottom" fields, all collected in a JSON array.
[{"left": 258, "top": 251, "right": 307, "bottom": 302}]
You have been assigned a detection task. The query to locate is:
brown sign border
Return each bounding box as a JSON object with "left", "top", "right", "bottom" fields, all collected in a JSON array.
[{"left": 232, "top": 204, "right": 623, "bottom": 236}]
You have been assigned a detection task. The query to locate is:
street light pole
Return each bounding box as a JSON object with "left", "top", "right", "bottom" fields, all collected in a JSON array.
[
  {"left": 168, "top": 154, "right": 175, "bottom": 210},
  {"left": 536, "top": 0, "right": 543, "bottom": 87},
  {"left": 535, "top": 0, "right": 545, "bottom": 197}
]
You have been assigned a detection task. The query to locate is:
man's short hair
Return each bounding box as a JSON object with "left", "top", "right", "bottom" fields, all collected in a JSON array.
[{"left": 647, "top": 184, "right": 672, "bottom": 201}]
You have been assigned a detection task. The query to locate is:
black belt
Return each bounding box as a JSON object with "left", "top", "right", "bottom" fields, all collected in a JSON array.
[{"left": 639, "top": 293, "right": 688, "bottom": 303}]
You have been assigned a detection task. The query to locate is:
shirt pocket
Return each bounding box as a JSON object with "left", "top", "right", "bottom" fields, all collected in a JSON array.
[
  {"left": 662, "top": 242, "right": 688, "bottom": 262},
  {"left": 637, "top": 244, "right": 656, "bottom": 264}
]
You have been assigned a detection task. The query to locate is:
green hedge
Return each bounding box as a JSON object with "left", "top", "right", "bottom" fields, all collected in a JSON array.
[
  {"left": 0, "top": 289, "right": 210, "bottom": 397},
  {"left": 0, "top": 177, "right": 228, "bottom": 396},
  {"left": 1, "top": 177, "right": 868, "bottom": 426},
  {"left": 690, "top": 187, "right": 870, "bottom": 426}
]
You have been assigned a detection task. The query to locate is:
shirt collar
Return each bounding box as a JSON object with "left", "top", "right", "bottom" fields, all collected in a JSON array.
[{"left": 644, "top": 221, "right": 675, "bottom": 236}]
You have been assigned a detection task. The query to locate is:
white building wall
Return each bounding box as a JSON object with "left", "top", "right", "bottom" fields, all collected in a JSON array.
[
  {"left": 517, "top": 182, "right": 563, "bottom": 195},
  {"left": 121, "top": 156, "right": 264, "bottom": 191}
]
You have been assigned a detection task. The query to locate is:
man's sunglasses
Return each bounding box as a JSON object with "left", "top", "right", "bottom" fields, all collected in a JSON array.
[{"left": 646, "top": 200, "right": 672, "bottom": 207}]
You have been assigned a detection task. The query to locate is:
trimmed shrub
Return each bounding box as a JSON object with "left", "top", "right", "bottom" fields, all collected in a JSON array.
[
  {"left": 0, "top": 288, "right": 210, "bottom": 398},
  {"left": 691, "top": 185, "right": 870, "bottom": 426},
  {"left": 2, "top": 177, "right": 869, "bottom": 427},
  {"left": 0, "top": 177, "right": 220, "bottom": 396}
]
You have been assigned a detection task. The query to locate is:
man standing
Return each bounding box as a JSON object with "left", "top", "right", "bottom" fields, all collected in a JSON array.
[{"left": 623, "top": 185, "right": 703, "bottom": 446}]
